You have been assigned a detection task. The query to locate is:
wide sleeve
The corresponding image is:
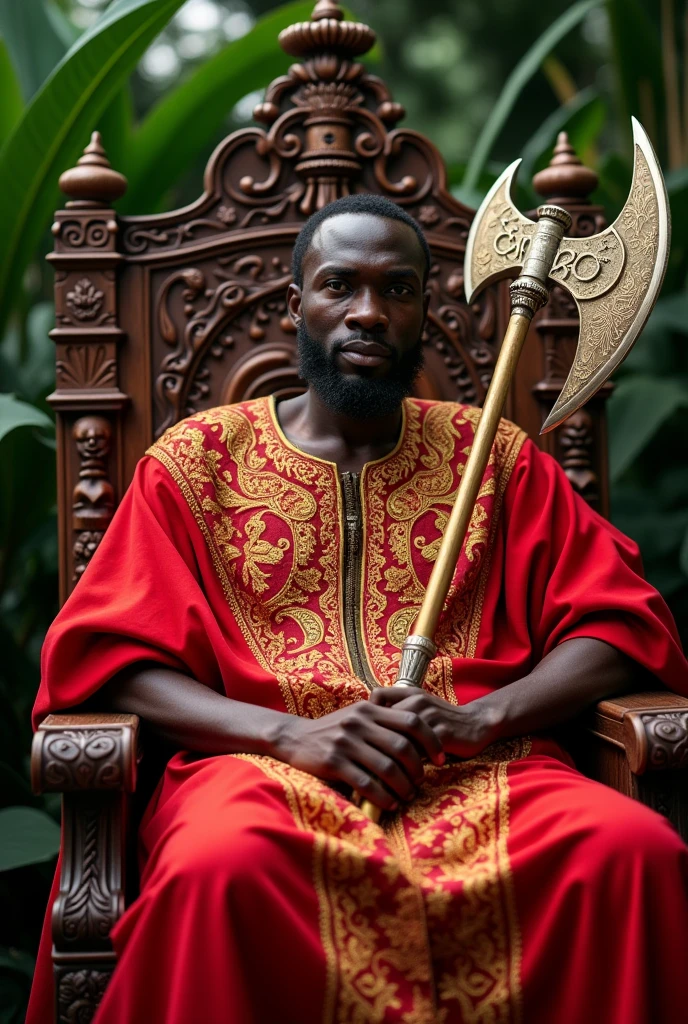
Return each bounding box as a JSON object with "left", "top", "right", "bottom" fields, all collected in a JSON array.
[
  {"left": 32, "top": 456, "right": 227, "bottom": 728},
  {"left": 500, "top": 438, "right": 688, "bottom": 693}
]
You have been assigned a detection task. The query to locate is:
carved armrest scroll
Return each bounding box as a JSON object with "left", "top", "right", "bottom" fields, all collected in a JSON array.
[
  {"left": 587, "top": 691, "right": 688, "bottom": 775},
  {"left": 31, "top": 712, "right": 140, "bottom": 794},
  {"left": 31, "top": 713, "right": 139, "bottom": 1023}
]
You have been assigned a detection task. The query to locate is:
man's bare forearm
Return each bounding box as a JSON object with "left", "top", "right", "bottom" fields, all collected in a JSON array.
[
  {"left": 99, "top": 664, "right": 290, "bottom": 757},
  {"left": 475, "top": 637, "right": 646, "bottom": 741}
]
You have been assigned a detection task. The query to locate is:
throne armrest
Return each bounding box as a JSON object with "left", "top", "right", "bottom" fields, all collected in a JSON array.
[
  {"left": 31, "top": 712, "right": 140, "bottom": 794},
  {"left": 31, "top": 713, "right": 140, "bottom": 1022},
  {"left": 586, "top": 691, "right": 688, "bottom": 774},
  {"left": 578, "top": 691, "right": 688, "bottom": 842}
]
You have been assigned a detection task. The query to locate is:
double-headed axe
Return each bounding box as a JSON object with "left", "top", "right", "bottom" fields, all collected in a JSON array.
[{"left": 359, "top": 118, "right": 670, "bottom": 822}]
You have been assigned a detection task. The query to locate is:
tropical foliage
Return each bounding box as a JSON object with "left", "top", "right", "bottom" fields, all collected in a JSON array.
[{"left": 0, "top": 0, "right": 686, "bottom": 1017}]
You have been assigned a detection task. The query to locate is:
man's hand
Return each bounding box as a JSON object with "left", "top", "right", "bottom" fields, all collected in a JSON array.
[
  {"left": 275, "top": 701, "right": 446, "bottom": 811},
  {"left": 369, "top": 687, "right": 501, "bottom": 760}
]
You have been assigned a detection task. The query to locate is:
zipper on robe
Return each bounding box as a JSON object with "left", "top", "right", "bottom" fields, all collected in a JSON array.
[{"left": 340, "top": 471, "right": 379, "bottom": 691}]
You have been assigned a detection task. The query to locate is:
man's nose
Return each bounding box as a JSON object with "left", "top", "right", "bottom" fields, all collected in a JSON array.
[{"left": 344, "top": 291, "right": 389, "bottom": 333}]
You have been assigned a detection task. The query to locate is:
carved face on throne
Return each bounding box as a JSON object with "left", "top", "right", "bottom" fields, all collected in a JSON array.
[{"left": 73, "top": 416, "right": 112, "bottom": 463}]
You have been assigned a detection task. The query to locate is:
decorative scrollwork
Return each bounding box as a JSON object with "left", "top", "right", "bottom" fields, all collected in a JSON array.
[
  {"left": 57, "top": 969, "right": 111, "bottom": 1024},
  {"left": 154, "top": 255, "right": 292, "bottom": 433},
  {"left": 43, "top": 729, "right": 123, "bottom": 790},
  {"left": 58, "top": 217, "right": 117, "bottom": 250},
  {"left": 644, "top": 712, "right": 688, "bottom": 771}
]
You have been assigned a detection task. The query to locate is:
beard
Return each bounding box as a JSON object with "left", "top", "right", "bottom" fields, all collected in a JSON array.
[{"left": 296, "top": 321, "right": 424, "bottom": 419}]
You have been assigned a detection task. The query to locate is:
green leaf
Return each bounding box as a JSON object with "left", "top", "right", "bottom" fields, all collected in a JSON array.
[
  {"left": 608, "top": 376, "right": 688, "bottom": 482},
  {"left": 0, "top": 394, "right": 52, "bottom": 444},
  {"left": 461, "top": 0, "right": 601, "bottom": 193},
  {"left": 0, "top": 0, "right": 69, "bottom": 101},
  {"left": 0, "top": 806, "right": 60, "bottom": 871},
  {"left": 519, "top": 87, "right": 605, "bottom": 193},
  {"left": 0, "top": 0, "right": 186, "bottom": 342},
  {"left": 0, "top": 40, "right": 22, "bottom": 148},
  {"left": 607, "top": 0, "right": 664, "bottom": 157},
  {"left": 120, "top": 1, "right": 314, "bottom": 214}
]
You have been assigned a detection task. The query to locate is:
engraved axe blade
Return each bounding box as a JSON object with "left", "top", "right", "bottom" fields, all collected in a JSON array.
[{"left": 463, "top": 118, "right": 671, "bottom": 434}]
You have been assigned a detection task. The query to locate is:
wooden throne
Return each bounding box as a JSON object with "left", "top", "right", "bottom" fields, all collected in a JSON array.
[{"left": 31, "top": 2, "right": 688, "bottom": 1019}]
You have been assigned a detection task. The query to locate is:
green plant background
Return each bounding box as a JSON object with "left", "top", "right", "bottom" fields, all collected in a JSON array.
[{"left": 1, "top": 0, "right": 687, "bottom": 1017}]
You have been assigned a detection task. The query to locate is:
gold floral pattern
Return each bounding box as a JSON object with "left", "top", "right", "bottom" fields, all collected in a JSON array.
[
  {"left": 232, "top": 739, "right": 529, "bottom": 1023},
  {"left": 147, "top": 397, "right": 526, "bottom": 714}
]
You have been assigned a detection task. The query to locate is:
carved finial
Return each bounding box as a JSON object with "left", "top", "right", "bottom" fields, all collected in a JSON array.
[
  {"left": 311, "top": 0, "right": 343, "bottom": 20},
  {"left": 532, "top": 131, "right": 598, "bottom": 201},
  {"left": 279, "top": 2, "right": 375, "bottom": 58},
  {"left": 58, "top": 131, "right": 128, "bottom": 205}
]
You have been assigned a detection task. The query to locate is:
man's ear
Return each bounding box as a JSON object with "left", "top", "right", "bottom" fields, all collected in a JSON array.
[{"left": 287, "top": 283, "right": 303, "bottom": 329}]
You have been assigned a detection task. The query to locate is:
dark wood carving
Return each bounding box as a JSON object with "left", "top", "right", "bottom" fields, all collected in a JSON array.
[
  {"left": 71, "top": 416, "right": 115, "bottom": 580},
  {"left": 55, "top": 967, "right": 112, "bottom": 1024},
  {"left": 32, "top": 715, "right": 139, "bottom": 1022},
  {"left": 48, "top": 132, "right": 128, "bottom": 604},
  {"left": 577, "top": 692, "right": 688, "bottom": 841}
]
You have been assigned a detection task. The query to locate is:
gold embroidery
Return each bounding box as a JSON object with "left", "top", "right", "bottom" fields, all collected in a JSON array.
[
  {"left": 230, "top": 754, "right": 436, "bottom": 1023},
  {"left": 149, "top": 400, "right": 368, "bottom": 716},
  {"left": 148, "top": 397, "right": 525, "bottom": 712},
  {"left": 362, "top": 401, "right": 527, "bottom": 689},
  {"left": 230, "top": 743, "right": 529, "bottom": 1024}
]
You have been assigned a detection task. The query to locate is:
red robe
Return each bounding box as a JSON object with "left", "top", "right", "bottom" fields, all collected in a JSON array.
[{"left": 28, "top": 397, "right": 688, "bottom": 1024}]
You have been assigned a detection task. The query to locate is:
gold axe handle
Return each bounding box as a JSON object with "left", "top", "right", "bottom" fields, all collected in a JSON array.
[{"left": 358, "top": 204, "right": 572, "bottom": 823}]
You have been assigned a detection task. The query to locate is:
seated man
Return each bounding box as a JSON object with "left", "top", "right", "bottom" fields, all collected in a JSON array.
[{"left": 29, "top": 194, "right": 688, "bottom": 1024}]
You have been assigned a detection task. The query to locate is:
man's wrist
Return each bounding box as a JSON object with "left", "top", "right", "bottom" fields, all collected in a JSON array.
[{"left": 468, "top": 691, "right": 510, "bottom": 745}]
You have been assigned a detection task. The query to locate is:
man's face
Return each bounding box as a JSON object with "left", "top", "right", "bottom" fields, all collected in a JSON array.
[{"left": 288, "top": 213, "right": 430, "bottom": 417}]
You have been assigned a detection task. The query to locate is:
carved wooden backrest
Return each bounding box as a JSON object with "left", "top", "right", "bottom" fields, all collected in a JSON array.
[{"left": 49, "top": 0, "right": 610, "bottom": 604}]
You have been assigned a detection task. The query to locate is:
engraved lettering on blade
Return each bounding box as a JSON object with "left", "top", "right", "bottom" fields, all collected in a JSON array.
[{"left": 493, "top": 206, "right": 531, "bottom": 262}]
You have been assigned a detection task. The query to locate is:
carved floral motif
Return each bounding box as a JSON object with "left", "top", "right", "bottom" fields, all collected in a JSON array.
[{"left": 66, "top": 278, "right": 105, "bottom": 321}]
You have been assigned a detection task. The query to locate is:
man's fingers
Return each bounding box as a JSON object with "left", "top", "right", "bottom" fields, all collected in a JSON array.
[
  {"left": 338, "top": 763, "right": 400, "bottom": 812},
  {"left": 364, "top": 723, "right": 425, "bottom": 785},
  {"left": 373, "top": 705, "right": 446, "bottom": 766}
]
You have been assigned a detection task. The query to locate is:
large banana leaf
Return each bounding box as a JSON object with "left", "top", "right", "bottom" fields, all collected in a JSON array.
[
  {"left": 120, "top": 1, "right": 325, "bottom": 214},
  {"left": 0, "top": 0, "right": 186, "bottom": 342},
  {"left": 607, "top": 0, "right": 664, "bottom": 157},
  {"left": 459, "top": 0, "right": 601, "bottom": 199},
  {"left": 0, "top": 0, "right": 67, "bottom": 102},
  {"left": 0, "top": 40, "right": 22, "bottom": 148},
  {"left": 608, "top": 375, "right": 688, "bottom": 482}
]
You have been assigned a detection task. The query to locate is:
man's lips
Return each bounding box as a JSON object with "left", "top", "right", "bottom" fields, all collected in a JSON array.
[{"left": 338, "top": 339, "right": 392, "bottom": 367}]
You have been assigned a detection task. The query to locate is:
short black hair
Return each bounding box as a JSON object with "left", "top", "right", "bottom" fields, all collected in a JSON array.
[{"left": 291, "top": 193, "right": 432, "bottom": 288}]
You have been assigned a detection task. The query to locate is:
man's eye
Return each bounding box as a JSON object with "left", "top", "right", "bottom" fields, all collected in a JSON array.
[
  {"left": 325, "top": 280, "right": 348, "bottom": 292},
  {"left": 388, "top": 284, "right": 412, "bottom": 296}
]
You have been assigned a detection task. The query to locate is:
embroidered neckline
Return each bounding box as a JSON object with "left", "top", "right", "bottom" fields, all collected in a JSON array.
[{"left": 267, "top": 392, "right": 410, "bottom": 473}]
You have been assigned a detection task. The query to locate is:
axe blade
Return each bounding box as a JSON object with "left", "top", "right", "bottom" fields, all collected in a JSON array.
[
  {"left": 463, "top": 119, "right": 671, "bottom": 435},
  {"left": 541, "top": 118, "right": 670, "bottom": 432}
]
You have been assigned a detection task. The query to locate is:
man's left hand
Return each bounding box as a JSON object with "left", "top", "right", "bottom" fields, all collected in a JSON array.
[{"left": 369, "top": 687, "right": 501, "bottom": 760}]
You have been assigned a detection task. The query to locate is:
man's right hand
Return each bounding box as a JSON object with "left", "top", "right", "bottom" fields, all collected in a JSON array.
[{"left": 275, "top": 700, "right": 445, "bottom": 811}]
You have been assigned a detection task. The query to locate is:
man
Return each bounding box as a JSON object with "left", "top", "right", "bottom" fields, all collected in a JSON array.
[{"left": 29, "top": 194, "right": 688, "bottom": 1024}]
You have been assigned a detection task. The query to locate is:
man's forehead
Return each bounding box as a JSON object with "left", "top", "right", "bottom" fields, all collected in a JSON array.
[{"left": 305, "top": 213, "right": 425, "bottom": 274}]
